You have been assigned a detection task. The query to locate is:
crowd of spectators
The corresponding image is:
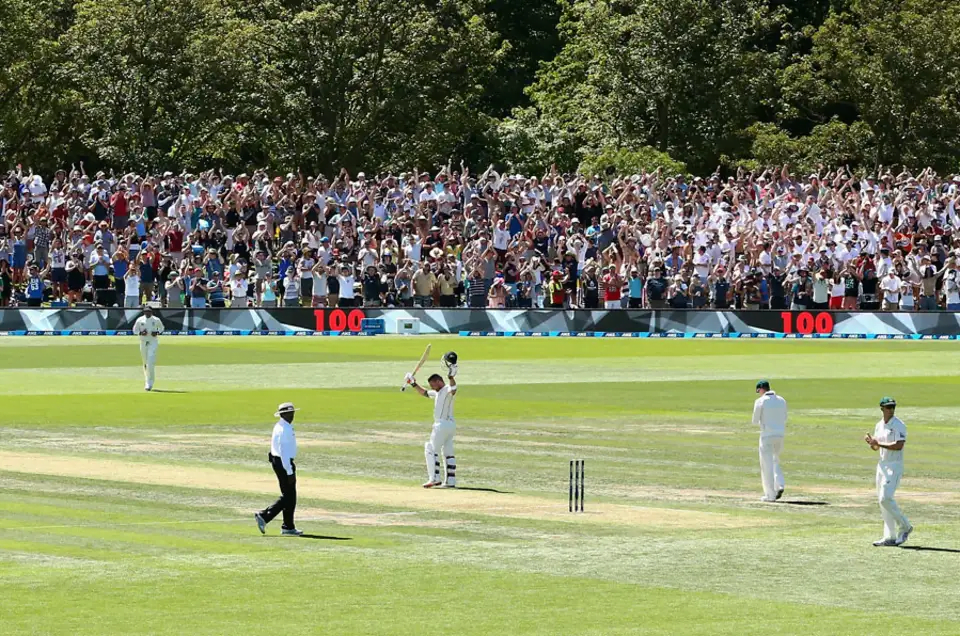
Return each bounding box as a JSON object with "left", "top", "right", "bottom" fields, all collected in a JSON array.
[{"left": 2, "top": 161, "right": 960, "bottom": 311}]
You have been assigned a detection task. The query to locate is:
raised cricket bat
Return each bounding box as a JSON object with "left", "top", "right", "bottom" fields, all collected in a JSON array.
[{"left": 401, "top": 344, "right": 432, "bottom": 392}]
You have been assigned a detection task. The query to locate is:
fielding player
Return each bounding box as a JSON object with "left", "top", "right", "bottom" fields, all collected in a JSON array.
[
  {"left": 865, "top": 396, "right": 913, "bottom": 547},
  {"left": 752, "top": 380, "right": 787, "bottom": 502},
  {"left": 133, "top": 306, "right": 164, "bottom": 391},
  {"left": 405, "top": 352, "right": 459, "bottom": 488}
]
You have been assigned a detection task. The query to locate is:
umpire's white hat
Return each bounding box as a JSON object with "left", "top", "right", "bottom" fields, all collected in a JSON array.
[{"left": 274, "top": 402, "right": 300, "bottom": 417}]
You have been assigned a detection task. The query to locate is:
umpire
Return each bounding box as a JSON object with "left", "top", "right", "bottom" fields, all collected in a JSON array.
[{"left": 254, "top": 403, "right": 303, "bottom": 536}]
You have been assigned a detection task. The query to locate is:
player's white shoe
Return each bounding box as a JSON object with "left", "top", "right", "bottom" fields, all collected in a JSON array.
[
  {"left": 281, "top": 528, "right": 303, "bottom": 536},
  {"left": 759, "top": 496, "right": 776, "bottom": 503},
  {"left": 896, "top": 526, "right": 914, "bottom": 546},
  {"left": 254, "top": 513, "right": 266, "bottom": 535},
  {"left": 422, "top": 481, "right": 443, "bottom": 488},
  {"left": 145, "top": 385, "right": 152, "bottom": 391},
  {"left": 872, "top": 538, "right": 898, "bottom": 547},
  {"left": 439, "top": 483, "right": 457, "bottom": 489}
]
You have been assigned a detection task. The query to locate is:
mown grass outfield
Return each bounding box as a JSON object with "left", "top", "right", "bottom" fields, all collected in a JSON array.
[{"left": 1, "top": 336, "right": 959, "bottom": 635}]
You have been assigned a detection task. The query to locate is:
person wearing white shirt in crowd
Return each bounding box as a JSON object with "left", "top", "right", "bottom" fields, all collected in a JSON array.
[
  {"left": 880, "top": 270, "right": 901, "bottom": 311},
  {"left": 944, "top": 260, "right": 960, "bottom": 310},
  {"left": 254, "top": 403, "right": 303, "bottom": 536},
  {"left": 337, "top": 264, "right": 356, "bottom": 307},
  {"left": 132, "top": 306, "right": 163, "bottom": 391},
  {"left": 864, "top": 397, "right": 912, "bottom": 547},
  {"left": 898, "top": 277, "right": 915, "bottom": 311},
  {"left": 229, "top": 270, "right": 249, "bottom": 307},
  {"left": 123, "top": 267, "right": 141, "bottom": 307},
  {"left": 405, "top": 359, "right": 459, "bottom": 489},
  {"left": 752, "top": 380, "right": 787, "bottom": 503}
]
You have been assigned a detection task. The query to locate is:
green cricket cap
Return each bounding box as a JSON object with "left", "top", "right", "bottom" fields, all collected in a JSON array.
[
  {"left": 879, "top": 396, "right": 896, "bottom": 407},
  {"left": 756, "top": 380, "right": 770, "bottom": 390}
]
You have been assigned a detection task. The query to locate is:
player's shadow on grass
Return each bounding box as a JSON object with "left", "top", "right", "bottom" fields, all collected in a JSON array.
[
  {"left": 149, "top": 389, "right": 188, "bottom": 394},
  {"left": 899, "top": 545, "right": 960, "bottom": 554},
  {"left": 274, "top": 534, "right": 352, "bottom": 541},
  {"left": 780, "top": 500, "right": 828, "bottom": 506},
  {"left": 451, "top": 487, "right": 513, "bottom": 494}
]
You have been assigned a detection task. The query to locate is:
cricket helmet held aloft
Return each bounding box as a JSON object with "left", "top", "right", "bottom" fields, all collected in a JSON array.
[{"left": 442, "top": 351, "right": 458, "bottom": 368}]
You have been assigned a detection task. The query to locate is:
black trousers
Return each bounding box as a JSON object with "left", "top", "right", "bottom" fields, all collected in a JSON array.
[{"left": 261, "top": 455, "right": 296, "bottom": 529}]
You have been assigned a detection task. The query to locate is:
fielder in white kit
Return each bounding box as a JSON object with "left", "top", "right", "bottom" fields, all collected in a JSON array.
[
  {"left": 133, "top": 306, "right": 164, "bottom": 391},
  {"left": 752, "top": 380, "right": 787, "bottom": 502},
  {"left": 405, "top": 352, "right": 459, "bottom": 488},
  {"left": 865, "top": 396, "right": 913, "bottom": 547}
]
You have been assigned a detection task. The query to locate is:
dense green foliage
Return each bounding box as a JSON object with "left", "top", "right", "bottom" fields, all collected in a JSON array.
[{"left": 1, "top": 0, "right": 958, "bottom": 175}]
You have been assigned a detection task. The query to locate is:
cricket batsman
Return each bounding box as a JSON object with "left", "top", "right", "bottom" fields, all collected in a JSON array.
[
  {"left": 133, "top": 306, "right": 164, "bottom": 391},
  {"left": 865, "top": 396, "right": 913, "bottom": 547},
  {"left": 405, "top": 351, "right": 458, "bottom": 488}
]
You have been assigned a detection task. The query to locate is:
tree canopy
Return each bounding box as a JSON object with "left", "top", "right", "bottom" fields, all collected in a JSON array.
[{"left": 0, "top": 0, "right": 958, "bottom": 175}]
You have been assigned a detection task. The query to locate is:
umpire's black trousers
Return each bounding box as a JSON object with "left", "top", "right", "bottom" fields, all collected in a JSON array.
[{"left": 260, "top": 454, "right": 297, "bottom": 529}]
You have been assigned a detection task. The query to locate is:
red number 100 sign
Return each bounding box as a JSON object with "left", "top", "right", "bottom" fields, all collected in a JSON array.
[
  {"left": 780, "top": 311, "right": 834, "bottom": 334},
  {"left": 314, "top": 309, "right": 366, "bottom": 332}
]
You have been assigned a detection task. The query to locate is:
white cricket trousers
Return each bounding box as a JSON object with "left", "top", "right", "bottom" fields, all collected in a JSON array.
[
  {"left": 140, "top": 341, "right": 158, "bottom": 388},
  {"left": 877, "top": 462, "right": 909, "bottom": 541},
  {"left": 425, "top": 421, "right": 456, "bottom": 485},
  {"left": 759, "top": 436, "right": 785, "bottom": 499}
]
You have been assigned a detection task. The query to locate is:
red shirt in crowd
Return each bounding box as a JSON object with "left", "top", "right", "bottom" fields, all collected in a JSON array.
[{"left": 603, "top": 273, "right": 621, "bottom": 301}]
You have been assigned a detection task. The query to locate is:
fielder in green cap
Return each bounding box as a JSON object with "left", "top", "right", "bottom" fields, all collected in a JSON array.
[
  {"left": 752, "top": 380, "right": 787, "bottom": 502},
  {"left": 864, "top": 396, "right": 912, "bottom": 547}
]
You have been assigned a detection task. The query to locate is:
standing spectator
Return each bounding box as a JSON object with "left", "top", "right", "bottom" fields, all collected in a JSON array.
[
  {"left": 89, "top": 244, "right": 111, "bottom": 302},
  {"left": 880, "top": 270, "right": 901, "bottom": 311},
  {"left": 690, "top": 274, "right": 707, "bottom": 308},
  {"left": 488, "top": 278, "right": 507, "bottom": 308},
  {"left": 811, "top": 267, "right": 830, "bottom": 309},
  {"left": 189, "top": 268, "right": 209, "bottom": 308},
  {"left": 546, "top": 270, "right": 565, "bottom": 308},
  {"left": 139, "top": 252, "right": 156, "bottom": 303},
  {"left": 24, "top": 263, "right": 50, "bottom": 307},
  {"left": 12, "top": 226, "right": 27, "bottom": 285},
  {"left": 412, "top": 264, "right": 436, "bottom": 307},
  {"left": 0, "top": 259, "right": 8, "bottom": 306},
  {"left": 260, "top": 272, "right": 278, "bottom": 308},
  {"left": 123, "top": 266, "right": 141, "bottom": 307},
  {"left": 65, "top": 259, "right": 84, "bottom": 304},
  {"left": 645, "top": 267, "right": 668, "bottom": 309},
  {"left": 626, "top": 268, "right": 643, "bottom": 308},
  {"left": 49, "top": 238, "right": 67, "bottom": 302},
  {"left": 337, "top": 264, "right": 356, "bottom": 308},
  {"left": 362, "top": 265, "right": 382, "bottom": 307},
  {"left": 208, "top": 271, "right": 227, "bottom": 308},
  {"left": 310, "top": 261, "right": 328, "bottom": 308},
  {"left": 166, "top": 272, "right": 184, "bottom": 308},
  {"left": 580, "top": 264, "right": 600, "bottom": 308},
  {"left": 943, "top": 261, "right": 960, "bottom": 310},
  {"left": 33, "top": 217, "right": 52, "bottom": 266},
  {"left": 711, "top": 267, "right": 732, "bottom": 309},
  {"left": 282, "top": 267, "right": 300, "bottom": 307},
  {"left": 602, "top": 266, "right": 622, "bottom": 309},
  {"left": 668, "top": 274, "right": 690, "bottom": 308},
  {"left": 395, "top": 266, "right": 414, "bottom": 307},
  {"left": 436, "top": 265, "right": 457, "bottom": 308}
]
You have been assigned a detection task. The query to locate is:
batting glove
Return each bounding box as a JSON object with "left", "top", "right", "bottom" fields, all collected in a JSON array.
[
  {"left": 404, "top": 372, "right": 415, "bottom": 384},
  {"left": 447, "top": 364, "right": 458, "bottom": 378}
]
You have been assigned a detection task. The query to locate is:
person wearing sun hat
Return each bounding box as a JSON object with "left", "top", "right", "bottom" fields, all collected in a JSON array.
[
  {"left": 865, "top": 396, "right": 912, "bottom": 546},
  {"left": 752, "top": 380, "right": 787, "bottom": 502},
  {"left": 255, "top": 402, "right": 303, "bottom": 536}
]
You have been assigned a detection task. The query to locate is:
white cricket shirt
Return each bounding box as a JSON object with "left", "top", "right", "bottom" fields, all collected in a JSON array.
[
  {"left": 874, "top": 416, "right": 906, "bottom": 465},
  {"left": 427, "top": 385, "right": 456, "bottom": 425},
  {"left": 270, "top": 419, "right": 297, "bottom": 475},
  {"left": 133, "top": 315, "right": 164, "bottom": 345},
  {"left": 752, "top": 391, "right": 787, "bottom": 438}
]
